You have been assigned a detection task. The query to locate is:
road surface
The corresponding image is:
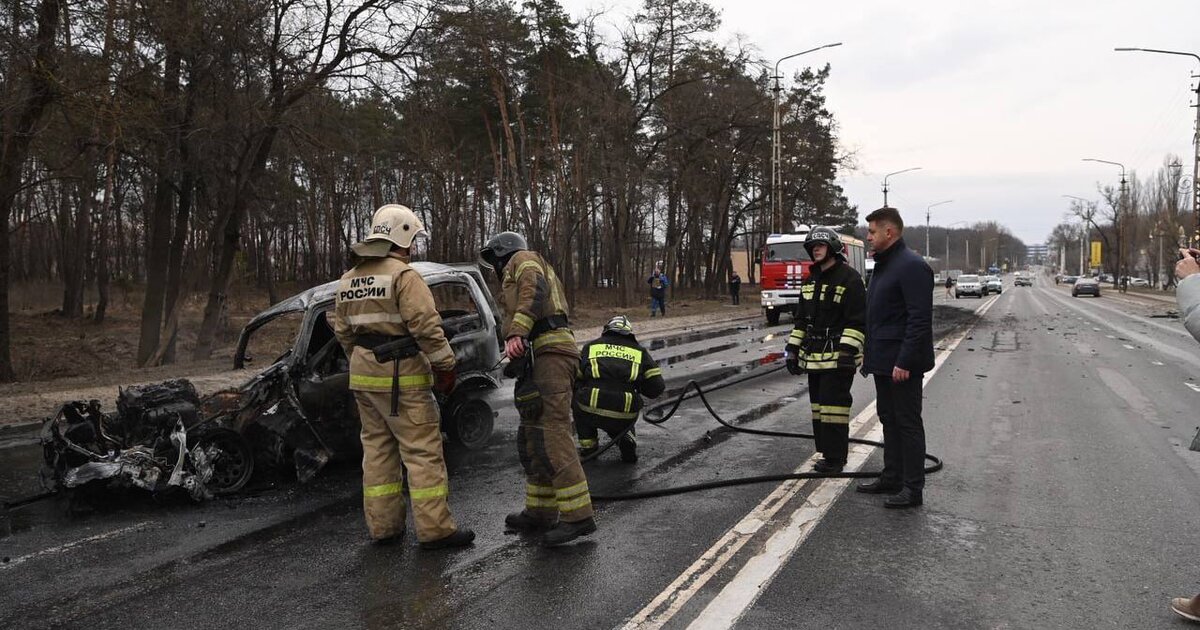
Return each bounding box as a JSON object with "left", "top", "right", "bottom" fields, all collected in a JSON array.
[{"left": 2, "top": 280, "right": 1197, "bottom": 629}]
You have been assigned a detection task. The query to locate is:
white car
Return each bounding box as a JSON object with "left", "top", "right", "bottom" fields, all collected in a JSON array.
[
  {"left": 983, "top": 275, "right": 1003, "bottom": 295},
  {"left": 955, "top": 274, "right": 984, "bottom": 299},
  {"left": 1129, "top": 278, "right": 1150, "bottom": 287}
]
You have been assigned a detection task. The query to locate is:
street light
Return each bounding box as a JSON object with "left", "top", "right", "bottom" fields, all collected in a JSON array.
[
  {"left": 1082, "top": 158, "right": 1127, "bottom": 287},
  {"left": 925, "top": 200, "right": 953, "bottom": 263},
  {"left": 882, "top": 167, "right": 921, "bottom": 207},
  {"left": 1064, "top": 194, "right": 1095, "bottom": 276},
  {"left": 1115, "top": 47, "right": 1200, "bottom": 244},
  {"left": 945, "top": 220, "right": 967, "bottom": 271},
  {"left": 771, "top": 42, "right": 843, "bottom": 233}
]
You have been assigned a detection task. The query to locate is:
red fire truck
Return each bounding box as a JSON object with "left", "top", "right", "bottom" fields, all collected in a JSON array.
[{"left": 759, "top": 227, "right": 867, "bottom": 325}]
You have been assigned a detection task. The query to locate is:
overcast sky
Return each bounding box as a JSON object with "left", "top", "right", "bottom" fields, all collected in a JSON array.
[{"left": 559, "top": 0, "right": 1200, "bottom": 245}]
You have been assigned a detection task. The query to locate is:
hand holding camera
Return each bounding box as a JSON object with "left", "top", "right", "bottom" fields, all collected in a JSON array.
[{"left": 1176, "top": 248, "right": 1200, "bottom": 281}]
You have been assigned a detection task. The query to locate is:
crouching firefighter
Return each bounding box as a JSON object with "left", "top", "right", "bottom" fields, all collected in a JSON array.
[
  {"left": 334, "top": 204, "right": 475, "bottom": 549},
  {"left": 574, "top": 316, "right": 666, "bottom": 463},
  {"left": 480, "top": 231, "right": 597, "bottom": 547},
  {"left": 784, "top": 226, "right": 867, "bottom": 473}
]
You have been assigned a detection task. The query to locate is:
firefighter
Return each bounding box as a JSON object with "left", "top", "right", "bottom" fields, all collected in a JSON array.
[
  {"left": 480, "top": 232, "right": 597, "bottom": 547},
  {"left": 333, "top": 204, "right": 475, "bottom": 549},
  {"left": 784, "top": 226, "right": 867, "bottom": 473},
  {"left": 574, "top": 316, "right": 666, "bottom": 463}
]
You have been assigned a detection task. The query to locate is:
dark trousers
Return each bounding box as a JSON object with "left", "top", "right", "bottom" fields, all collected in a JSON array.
[
  {"left": 574, "top": 410, "right": 635, "bottom": 448},
  {"left": 731, "top": 287, "right": 741, "bottom": 304},
  {"left": 873, "top": 374, "right": 926, "bottom": 491},
  {"left": 807, "top": 369, "right": 853, "bottom": 464}
]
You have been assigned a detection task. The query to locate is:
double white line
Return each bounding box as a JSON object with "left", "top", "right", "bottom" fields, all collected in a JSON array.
[{"left": 621, "top": 294, "right": 1000, "bottom": 629}]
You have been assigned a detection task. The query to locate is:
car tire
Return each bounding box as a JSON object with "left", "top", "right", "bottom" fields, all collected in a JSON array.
[
  {"left": 446, "top": 397, "right": 495, "bottom": 450},
  {"left": 192, "top": 427, "right": 255, "bottom": 495},
  {"left": 955, "top": 292, "right": 960, "bottom": 299},
  {"left": 765, "top": 310, "right": 781, "bottom": 326}
]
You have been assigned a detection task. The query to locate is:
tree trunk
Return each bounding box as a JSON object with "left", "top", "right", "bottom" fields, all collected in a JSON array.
[
  {"left": 136, "top": 36, "right": 182, "bottom": 367},
  {"left": 0, "top": 0, "right": 63, "bottom": 382},
  {"left": 193, "top": 124, "right": 279, "bottom": 360}
]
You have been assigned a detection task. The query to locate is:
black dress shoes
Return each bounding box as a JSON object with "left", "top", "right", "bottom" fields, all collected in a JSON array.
[
  {"left": 883, "top": 488, "right": 923, "bottom": 509},
  {"left": 855, "top": 479, "right": 902, "bottom": 494}
]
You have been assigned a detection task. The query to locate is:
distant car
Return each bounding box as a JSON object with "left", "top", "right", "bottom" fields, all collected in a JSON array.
[
  {"left": 1099, "top": 273, "right": 1114, "bottom": 283},
  {"left": 1014, "top": 274, "right": 1032, "bottom": 287},
  {"left": 1129, "top": 277, "right": 1150, "bottom": 287},
  {"left": 1072, "top": 277, "right": 1101, "bottom": 297},
  {"left": 955, "top": 274, "right": 984, "bottom": 299},
  {"left": 1063, "top": 275, "right": 1078, "bottom": 284},
  {"left": 983, "top": 276, "right": 1003, "bottom": 295}
]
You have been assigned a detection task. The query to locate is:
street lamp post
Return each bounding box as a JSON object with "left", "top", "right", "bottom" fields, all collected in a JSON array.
[
  {"left": 771, "top": 43, "right": 842, "bottom": 233},
  {"left": 1082, "top": 158, "right": 1127, "bottom": 287},
  {"left": 1115, "top": 47, "right": 1200, "bottom": 245},
  {"left": 945, "top": 220, "right": 967, "bottom": 270},
  {"left": 925, "top": 200, "right": 953, "bottom": 265},
  {"left": 882, "top": 167, "right": 921, "bottom": 207},
  {"left": 1064, "top": 195, "right": 1094, "bottom": 276}
]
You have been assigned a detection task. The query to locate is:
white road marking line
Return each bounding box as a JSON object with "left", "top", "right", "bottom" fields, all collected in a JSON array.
[
  {"left": 684, "top": 298, "right": 993, "bottom": 630},
  {"left": 1187, "top": 383, "right": 1200, "bottom": 394},
  {"left": 1106, "top": 335, "right": 1116, "bottom": 339},
  {"left": 620, "top": 294, "right": 999, "bottom": 630},
  {"left": 1152, "top": 361, "right": 1165, "bottom": 366},
  {"left": 1093, "top": 327, "right": 1101, "bottom": 332},
  {"left": 0, "top": 522, "right": 153, "bottom": 570},
  {"left": 1123, "top": 344, "right": 1136, "bottom": 350}
]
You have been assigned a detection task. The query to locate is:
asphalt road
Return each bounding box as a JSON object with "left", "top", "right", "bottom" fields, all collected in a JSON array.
[{"left": 3, "top": 281, "right": 1197, "bottom": 629}]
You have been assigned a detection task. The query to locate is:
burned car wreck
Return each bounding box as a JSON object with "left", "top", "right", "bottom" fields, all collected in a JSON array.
[{"left": 41, "top": 262, "right": 504, "bottom": 500}]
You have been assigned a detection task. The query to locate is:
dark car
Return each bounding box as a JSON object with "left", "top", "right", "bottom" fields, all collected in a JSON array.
[{"left": 1072, "top": 277, "right": 1101, "bottom": 297}]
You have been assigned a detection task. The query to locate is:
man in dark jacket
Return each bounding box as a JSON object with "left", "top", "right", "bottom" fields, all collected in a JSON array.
[
  {"left": 648, "top": 265, "right": 669, "bottom": 317},
  {"left": 856, "top": 206, "right": 934, "bottom": 509},
  {"left": 574, "top": 316, "right": 666, "bottom": 463}
]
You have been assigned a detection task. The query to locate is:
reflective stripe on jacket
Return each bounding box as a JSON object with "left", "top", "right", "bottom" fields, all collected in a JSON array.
[
  {"left": 785, "top": 259, "right": 867, "bottom": 372},
  {"left": 501, "top": 250, "right": 578, "bottom": 357},
  {"left": 574, "top": 333, "right": 666, "bottom": 420},
  {"left": 333, "top": 253, "right": 455, "bottom": 392}
]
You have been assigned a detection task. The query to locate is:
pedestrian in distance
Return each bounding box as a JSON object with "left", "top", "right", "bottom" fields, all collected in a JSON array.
[
  {"left": 333, "top": 204, "right": 474, "bottom": 549},
  {"left": 1169, "top": 247, "right": 1200, "bottom": 623},
  {"left": 648, "top": 264, "right": 669, "bottom": 317},
  {"left": 480, "top": 231, "right": 597, "bottom": 547},
  {"left": 784, "top": 227, "right": 866, "bottom": 473},
  {"left": 856, "top": 206, "right": 935, "bottom": 509},
  {"left": 574, "top": 316, "right": 666, "bottom": 463},
  {"left": 944, "top": 274, "right": 953, "bottom": 297},
  {"left": 730, "top": 271, "right": 742, "bottom": 305}
]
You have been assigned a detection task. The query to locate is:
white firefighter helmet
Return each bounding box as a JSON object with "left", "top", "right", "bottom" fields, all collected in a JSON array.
[{"left": 351, "top": 204, "right": 427, "bottom": 258}]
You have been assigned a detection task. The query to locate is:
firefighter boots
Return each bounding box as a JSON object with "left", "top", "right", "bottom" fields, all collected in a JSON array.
[
  {"left": 542, "top": 517, "right": 597, "bottom": 547},
  {"left": 617, "top": 433, "right": 638, "bottom": 463},
  {"left": 418, "top": 528, "right": 476, "bottom": 550},
  {"left": 505, "top": 511, "right": 558, "bottom": 534},
  {"left": 812, "top": 458, "right": 844, "bottom": 473}
]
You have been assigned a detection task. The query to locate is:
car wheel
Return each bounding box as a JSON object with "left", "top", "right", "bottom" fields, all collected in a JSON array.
[
  {"left": 955, "top": 292, "right": 960, "bottom": 299},
  {"left": 193, "top": 427, "right": 255, "bottom": 495},
  {"left": 447, "top": 397, "right": 495, "bottom": 450},
  {"left": 765, "top": 310, "right": 781, "bottom": 325}
]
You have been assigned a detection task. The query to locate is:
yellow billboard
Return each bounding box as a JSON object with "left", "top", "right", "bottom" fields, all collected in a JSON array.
[{"left": 1090, "top": 241, "right": 1102, "bottom": 268}]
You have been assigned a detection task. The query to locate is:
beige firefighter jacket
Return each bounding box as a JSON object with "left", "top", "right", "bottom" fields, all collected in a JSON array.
[
  {"left": 333, "top": 252, "right": 456, "bottom": 393},
  {"left": 501, "top": 250, "right": 578, "bottom": 357}
]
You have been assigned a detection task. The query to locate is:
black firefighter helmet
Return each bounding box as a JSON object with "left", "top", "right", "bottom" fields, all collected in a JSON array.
[
  {"left": 804, "top": 226, "right": 845, "bottom": 261},
  {"left": 479, "top": 231, "right": 528, "bottom": 272}
]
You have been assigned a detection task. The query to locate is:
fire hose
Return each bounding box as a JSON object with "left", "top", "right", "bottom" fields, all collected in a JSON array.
[{"left": 585, "top": 361, "right": 943, "bottom": 501}]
